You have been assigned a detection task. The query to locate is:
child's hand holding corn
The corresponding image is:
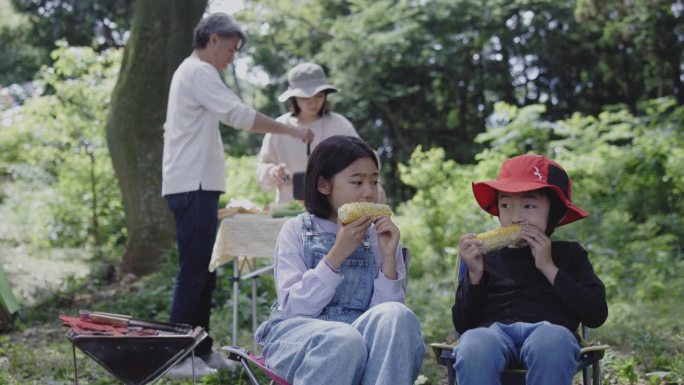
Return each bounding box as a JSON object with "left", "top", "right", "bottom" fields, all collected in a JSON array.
[
  {"left": 458, "top": 233, "right": 485, "bottom": 284},
  {"left": 521, "top": 224, "right": 558, "bottom": 283},
  {"left": 326, "top": 214, "right": 374, "bottom": 269},
  {"left": 374, "top": 215, "right": 399, "bottom": 280},
  {"left": 459, "top": 225, "right": 524, "bottom": 284}
]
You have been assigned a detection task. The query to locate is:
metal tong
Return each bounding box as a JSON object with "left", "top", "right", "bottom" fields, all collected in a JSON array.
[{"left": 78, "top": 310, "right": 192, "bottom": 334}]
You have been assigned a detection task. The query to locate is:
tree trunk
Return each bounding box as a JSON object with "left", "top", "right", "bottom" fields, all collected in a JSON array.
[{"left": 106, "top": 0, "right": 207, "bottom": 275}]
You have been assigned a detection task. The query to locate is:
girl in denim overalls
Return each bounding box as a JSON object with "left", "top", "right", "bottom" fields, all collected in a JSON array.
[{"left": 256, "top": 136, "right": 424, "bottom": 385}]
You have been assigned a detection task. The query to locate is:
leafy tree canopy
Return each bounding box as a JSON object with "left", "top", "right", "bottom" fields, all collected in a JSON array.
[
  {"left": 234, "top": 0, "right": 683, "bottom": 202},
  {"left": 10, "top": 0, "right": 133, "bottom": 49},
  {"left": 0, "top": 0, "right": 133, "bottom": 86}
]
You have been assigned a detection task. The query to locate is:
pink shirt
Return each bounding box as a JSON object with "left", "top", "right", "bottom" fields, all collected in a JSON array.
[{"left": 256, "top": 112, "right": 359, "bottom": 203}]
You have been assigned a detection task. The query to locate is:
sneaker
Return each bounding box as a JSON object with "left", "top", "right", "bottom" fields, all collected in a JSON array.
[
  {"left": 201, "top": 350, "right": 238, "bottom": 370},
  {"left": 165, "top": 356, "right": 217, "bottom": 379}
]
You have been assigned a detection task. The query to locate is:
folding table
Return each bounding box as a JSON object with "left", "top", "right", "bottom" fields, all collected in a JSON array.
[{"left": 208, "top": 214, "right": 289, "bottom": 351}]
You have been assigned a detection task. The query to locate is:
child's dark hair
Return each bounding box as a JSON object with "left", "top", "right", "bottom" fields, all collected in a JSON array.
[
  {"left": 545, "top": 188, "right": 568, "bottom": 235},
  {"left": 304, "top": 136, "right": 378, "bottom": 219}
]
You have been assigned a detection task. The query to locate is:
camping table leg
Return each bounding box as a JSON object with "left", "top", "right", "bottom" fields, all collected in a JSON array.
[
  {"left": 240, "top": 265, "right": 274, "bottom": 351},
  {"left": 191, "top": 350, "right": 196, "bottom": 385},
  {"left": 232, "top": 259, "right": 239, "bottom": 346},
  {"left": 252, "top": 278, "right": 257, "bottom": 352},
  {"left": 72, "top": 343, "right": 79, "bottom": 385},
  {"left": 230, "top": 259, "right": 274, "bottom": 349}
]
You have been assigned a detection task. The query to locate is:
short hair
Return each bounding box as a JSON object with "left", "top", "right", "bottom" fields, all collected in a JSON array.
[
  {"left": 193, "top": 13, "right": 246, "bottom": 50},
  {"left": 545, "top": 188, "right": 568, "bottom": 235},
  {"left": 288, "top": 94, "right": 332, "bottom": 117},
  {"left": 304, "top": 136, "right": 379, "bottom": 219}
]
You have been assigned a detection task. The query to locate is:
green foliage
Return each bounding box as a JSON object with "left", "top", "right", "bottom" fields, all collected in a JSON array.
[
  {"left": 476, "top": 102, "right": 555, "bottom": 155},
  {"left": 222, "top": 155, "right": 274, "bottom": 208},
  {"left": 0, "top": 0, "right": 46, "bottom": 85},
  {"left": 10, "top": 0, "right": 133, "bottom": 49},
  {"left": 0, "top": 43, "right": 125, "bottom": 250},
  {"left": 394, "top": 146, "right": 492, "bottom": 278},
  {"left": 610, "top": 353, "right": 640, "bottom": 385},
  {"left": 575, "top": 0, "right": 684, "bottom": 105},
  {"left": 237, "top": 0, "right": 684, "bottom": 203}
]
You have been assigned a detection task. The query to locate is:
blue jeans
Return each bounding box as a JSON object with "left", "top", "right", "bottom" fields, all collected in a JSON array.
[
  {"left": 165, "top": 190, "right": 220, "bottom": 355},
  {"left": 453, "top": 321, "right": 580, "bottom": 385},
  {"left": 260, "top": 302, "right": 424, "bottom": 385}
]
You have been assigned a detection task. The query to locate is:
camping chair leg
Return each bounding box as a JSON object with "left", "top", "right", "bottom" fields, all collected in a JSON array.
[
  {"left": 191, "top": 350, "right": 197, "bottom": 385},
  {"left": 239, "top": 357, "right": 263, "bottom": 385},
  {"left": 583, "top": 364, "right": 590, "bottom": 385},
  {"left": 593, "top": 360, "right": 601, "bottom": 385},
  {"left": 242, "top": 360, "right": 262, "bottom": 385},
  {"left": 447, "top": 361, "right": 456, "bottom": 385}
]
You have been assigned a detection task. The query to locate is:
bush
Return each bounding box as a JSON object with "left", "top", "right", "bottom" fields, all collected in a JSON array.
[{"left": 0, "top": 42, "right": 124, "bottom": 251}]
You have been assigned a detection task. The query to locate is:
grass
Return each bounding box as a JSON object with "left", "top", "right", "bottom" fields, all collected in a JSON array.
[{"left": 1, "top": 251, "right": 683, "bottom": 385}]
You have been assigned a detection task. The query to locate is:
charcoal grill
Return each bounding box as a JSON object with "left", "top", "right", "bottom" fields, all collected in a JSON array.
[{"left": 66, "top": 325, "right": 208, "bottom": 385}]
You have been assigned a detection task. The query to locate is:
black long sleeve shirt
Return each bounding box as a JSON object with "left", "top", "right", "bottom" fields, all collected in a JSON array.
[{"left": 452, "top": 241, "right": 608, "bottom": 335}]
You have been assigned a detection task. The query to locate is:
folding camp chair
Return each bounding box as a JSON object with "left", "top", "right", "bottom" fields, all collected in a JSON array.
[
  {"left": 223, "top": 345, "right": 290, "bottom": 385},
  {"left": 224, "top": 247, "right": 411, "bottom": 385},
  {"left": 430, "top": 256, "right": 609, "bottom": 385}
]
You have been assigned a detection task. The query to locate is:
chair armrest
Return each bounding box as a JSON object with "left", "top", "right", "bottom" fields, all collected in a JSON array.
[
  {"left": 430, "top": 342, "right": 457, "bottom": 365},
  {"left": 580, "top": 344, "right": 610, "bottom": 355}
]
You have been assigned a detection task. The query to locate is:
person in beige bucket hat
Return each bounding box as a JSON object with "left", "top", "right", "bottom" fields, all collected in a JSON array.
[
  {"left": 257, "top": 63, "right": 362, "bottom": 203},
  {"left": 277, "top": 62, "right": 340, "bottom": 102}
]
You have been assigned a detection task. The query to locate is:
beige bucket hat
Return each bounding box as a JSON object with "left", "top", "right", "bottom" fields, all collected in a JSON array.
[{"left": 278, "top": 62, "right": 339, "bottom": 102}]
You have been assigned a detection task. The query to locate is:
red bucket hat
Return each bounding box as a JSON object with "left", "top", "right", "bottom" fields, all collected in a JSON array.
[{"left": 472, "top": 154, "right": 589, "bottom": 226}]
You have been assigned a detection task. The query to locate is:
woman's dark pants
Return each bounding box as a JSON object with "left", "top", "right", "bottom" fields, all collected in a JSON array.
[{"left": 165, "top": 190, "right": 220, "bottom": 355}]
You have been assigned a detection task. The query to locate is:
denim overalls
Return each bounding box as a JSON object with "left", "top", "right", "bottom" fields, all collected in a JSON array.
[
  {"left": 256, "top": 213, "right": 378, "bottom": 338},
  {"left": 304, "top": 213, "right": 377, "bottom": 322},
  {"left": 255, "top": 213, "right": 424, "bottom": 385}
]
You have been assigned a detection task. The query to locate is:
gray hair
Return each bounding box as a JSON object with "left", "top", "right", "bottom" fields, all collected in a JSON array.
[{"left": 193, "top": 13, "right": 247, "bottom": 50}]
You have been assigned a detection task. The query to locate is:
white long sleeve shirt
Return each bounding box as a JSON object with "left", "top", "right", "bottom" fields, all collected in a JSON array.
[
  {"left": 274, "top": 215, "right": 406, "bottom": 318},
  {"left": 162, "top": 56, "right": 256, "bottom": 196},
  {"left": 256, "top": 112, "right": 358, "bottom": 202}
]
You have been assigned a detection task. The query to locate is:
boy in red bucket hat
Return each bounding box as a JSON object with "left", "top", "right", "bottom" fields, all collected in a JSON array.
[{"left": 452, "top": 154, "right": 608, "bottom": 385}]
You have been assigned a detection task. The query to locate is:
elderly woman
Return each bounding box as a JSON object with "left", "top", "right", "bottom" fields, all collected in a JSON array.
[
  {"left": 162, "top": 13, "right": 313, "bottom": 379},
  {"left": 256, "top": 62, "right": 361, "bottom": 203}
]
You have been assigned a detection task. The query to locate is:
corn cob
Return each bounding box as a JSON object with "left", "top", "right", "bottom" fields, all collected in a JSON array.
[
  {"left": 475, "top": 225, "right": 523, "bottom": 252},
  {"left": 338, "top": 202, "right": 393, "bottom": 224}
]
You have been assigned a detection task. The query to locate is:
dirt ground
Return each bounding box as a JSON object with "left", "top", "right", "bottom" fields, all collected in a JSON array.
[{"left": 0, "top": 244, "right": 90, "bottom": 306}]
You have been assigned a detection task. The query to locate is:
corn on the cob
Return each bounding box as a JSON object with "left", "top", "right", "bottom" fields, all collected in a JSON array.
[
  {"left": 338, "top": 202, "right": 392, "bottom": 224},
  {"left": 475, "top": 225, "right": 523, "bottom": 252}
]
